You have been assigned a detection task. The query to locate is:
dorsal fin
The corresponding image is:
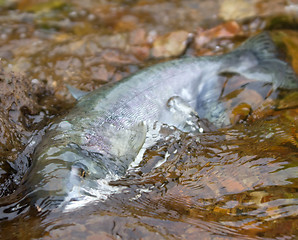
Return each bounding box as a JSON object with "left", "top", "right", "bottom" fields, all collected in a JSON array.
[
  {"left": 66, "top": 84, "right": 89, "bottom": 100},
  {"left": 237, "top": 31, "right": 278, "bottom": 60}
]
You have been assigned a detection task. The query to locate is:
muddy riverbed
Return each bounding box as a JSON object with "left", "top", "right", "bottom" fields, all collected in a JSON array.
[{"left": 0, "top": 0, "right": 297, "bottom": 239}]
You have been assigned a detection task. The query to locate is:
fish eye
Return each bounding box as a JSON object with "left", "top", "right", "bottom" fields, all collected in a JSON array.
[
  {"left": 79, "top": 168, "right": 86, "bottom": 178},
  {"left": 71, "top": 162, "right": 89, "bottom": 178}
]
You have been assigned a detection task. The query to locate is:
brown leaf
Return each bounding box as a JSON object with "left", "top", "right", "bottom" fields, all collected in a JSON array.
[{"left": 230, "top": 102, "right": 252, "bottom": 125}]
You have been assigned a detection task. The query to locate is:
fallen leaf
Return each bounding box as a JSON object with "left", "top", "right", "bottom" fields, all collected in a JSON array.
[{"left": 230, "top": 102, "right": 252, "bottom": 125}]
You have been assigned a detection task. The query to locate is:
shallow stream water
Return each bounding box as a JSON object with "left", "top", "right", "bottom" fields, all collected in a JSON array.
[{"left": 0, "top": 0, "right": 297, "bottom": 239}]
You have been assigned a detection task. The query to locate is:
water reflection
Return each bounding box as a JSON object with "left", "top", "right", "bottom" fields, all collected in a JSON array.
[
  {"left": 0, "top": 0, "right": 298, "bottom": 239},
  {"left": 1, "top": 88, "right": 297, "bottom": 239},
  {"left": 10, "top": 113, "right": 292, "bottom": 239},
  {"left": 109, "top": 119, "right": 296, "bottom": 238}
]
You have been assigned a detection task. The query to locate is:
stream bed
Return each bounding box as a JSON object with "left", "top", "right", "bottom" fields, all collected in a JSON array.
[{"left": 0, "top": 0, "right": 297, "bottom": 239}]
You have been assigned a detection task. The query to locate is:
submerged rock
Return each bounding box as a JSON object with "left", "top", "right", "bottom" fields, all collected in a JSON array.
[
  {"left": 152, "top": 30, "right": 191, "bottom": 58},
  {"left": 0, "top": 61, "right": 47, "bottom": 196}
]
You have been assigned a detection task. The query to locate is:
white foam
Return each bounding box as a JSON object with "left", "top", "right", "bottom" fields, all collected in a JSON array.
[
  {"left": 129, "top": 187, "right": 153, "bottom": 201},
  {"left": 63, "top": 174, "right": 125, "bottom": 212},
  {"left": 153, "top": 151, "right": 170, "bottom": 169},
  {"left": 62, "top": 123, "right": 182, "bottom": 212},
  {"left": 128, "top": 121, "right": 164, "bottom": 170}
]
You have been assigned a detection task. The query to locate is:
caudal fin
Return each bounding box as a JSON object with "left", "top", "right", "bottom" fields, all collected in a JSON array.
[
  {"left": 220, "top": 32, "right": 298, "bottom": 90},
  {"left": 236, "top": 31, "right": 278, "bottom": 60}
]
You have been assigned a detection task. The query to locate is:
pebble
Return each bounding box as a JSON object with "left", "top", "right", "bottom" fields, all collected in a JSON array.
[{"left": 152, "top": 30, "right": 190, "bottom": 58}]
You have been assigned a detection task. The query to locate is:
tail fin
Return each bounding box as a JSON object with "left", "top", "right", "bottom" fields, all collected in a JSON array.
[
  {"left": 220, "top": 32, "right": 298, "bottom": 90},
  {"left": 236, "top": 31, "right": 278, "bottom": 60}
]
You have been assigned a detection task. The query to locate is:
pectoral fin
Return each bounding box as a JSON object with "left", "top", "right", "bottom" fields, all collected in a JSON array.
[
  {"left": 109, "top": 121, "right": 147, "bottom": 158},
  {"left": 66, "top": 84, "right": 89, "bottom": 100}
]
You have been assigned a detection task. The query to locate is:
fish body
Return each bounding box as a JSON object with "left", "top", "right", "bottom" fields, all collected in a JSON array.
[{"left": 2, "top": 32, "right": 298, "bottom": 214}]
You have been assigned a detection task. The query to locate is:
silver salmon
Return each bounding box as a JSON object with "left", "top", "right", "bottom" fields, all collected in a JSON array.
[{"left": 1, "top": 32, "right": 298, "bottom": 216}]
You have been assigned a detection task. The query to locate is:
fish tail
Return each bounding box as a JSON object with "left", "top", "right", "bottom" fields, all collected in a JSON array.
[
  {"left": 220, "top": 32, "right": 298, "bottom": 90},
  {"left": 235, "top": 31, "right": 278, "bottom": 59}
]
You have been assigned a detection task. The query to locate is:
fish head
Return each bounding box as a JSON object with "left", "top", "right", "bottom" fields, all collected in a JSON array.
[{"left": 24, "top": 142, "right": 118, "bottom": 212}]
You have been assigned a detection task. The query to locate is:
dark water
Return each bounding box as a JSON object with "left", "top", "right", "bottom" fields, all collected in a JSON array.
[{"left": 0, "top": 0, "right": 297, "bottom": 239}]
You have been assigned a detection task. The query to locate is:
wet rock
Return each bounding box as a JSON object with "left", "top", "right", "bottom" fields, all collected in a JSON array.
[
  {"left": 90, "top": 64, "right": 116, "bottom": 83},
  {"left": 258, "top": 0, "right": 298, "bottom": 17},
  {"left": 130, "top": 45, "right": 150, "bottom": 61},
  {"left": 115, "top": 15, "right": 139, "bottom": 32},
  {"left": 128, "top": 29, "right": 150, "bottom": 61},
  {"left": 0, "top": 50, "right": 14, "bottom": 60},
  {"left": 129, "top": 28, "right": 147, "bottom": 45},
  {"left": 131, "top": 1, "right": 220, "bottom": 33},
  {"left": 195, "top": 21, "right": 241, "bottom": 49},
  {"left": 219, "top": 0, "right": 257, "bottom": 21},
  {"left": 100, "top": 49, "right": 138, "bottom": 65},
  {"left": 0, "top": 64, "right": 41, "bottom": 122},
  {"left": 152, "top": 30, "right": 191, "bottom": 58},
  {"left": 17, "top": 0, "right": 66, "bottom": 12},
  {"left": 97, "top": 33, "right": 129, "bottom": 50},
  {"left": 0, "top": 61, "right": 46, "bottom": 195},
  {"left": 0, "top": 111, "right": 21, "bottom": 155},
  {"left": 277, "top": 91, "right": 298, "bottom": 109}
]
